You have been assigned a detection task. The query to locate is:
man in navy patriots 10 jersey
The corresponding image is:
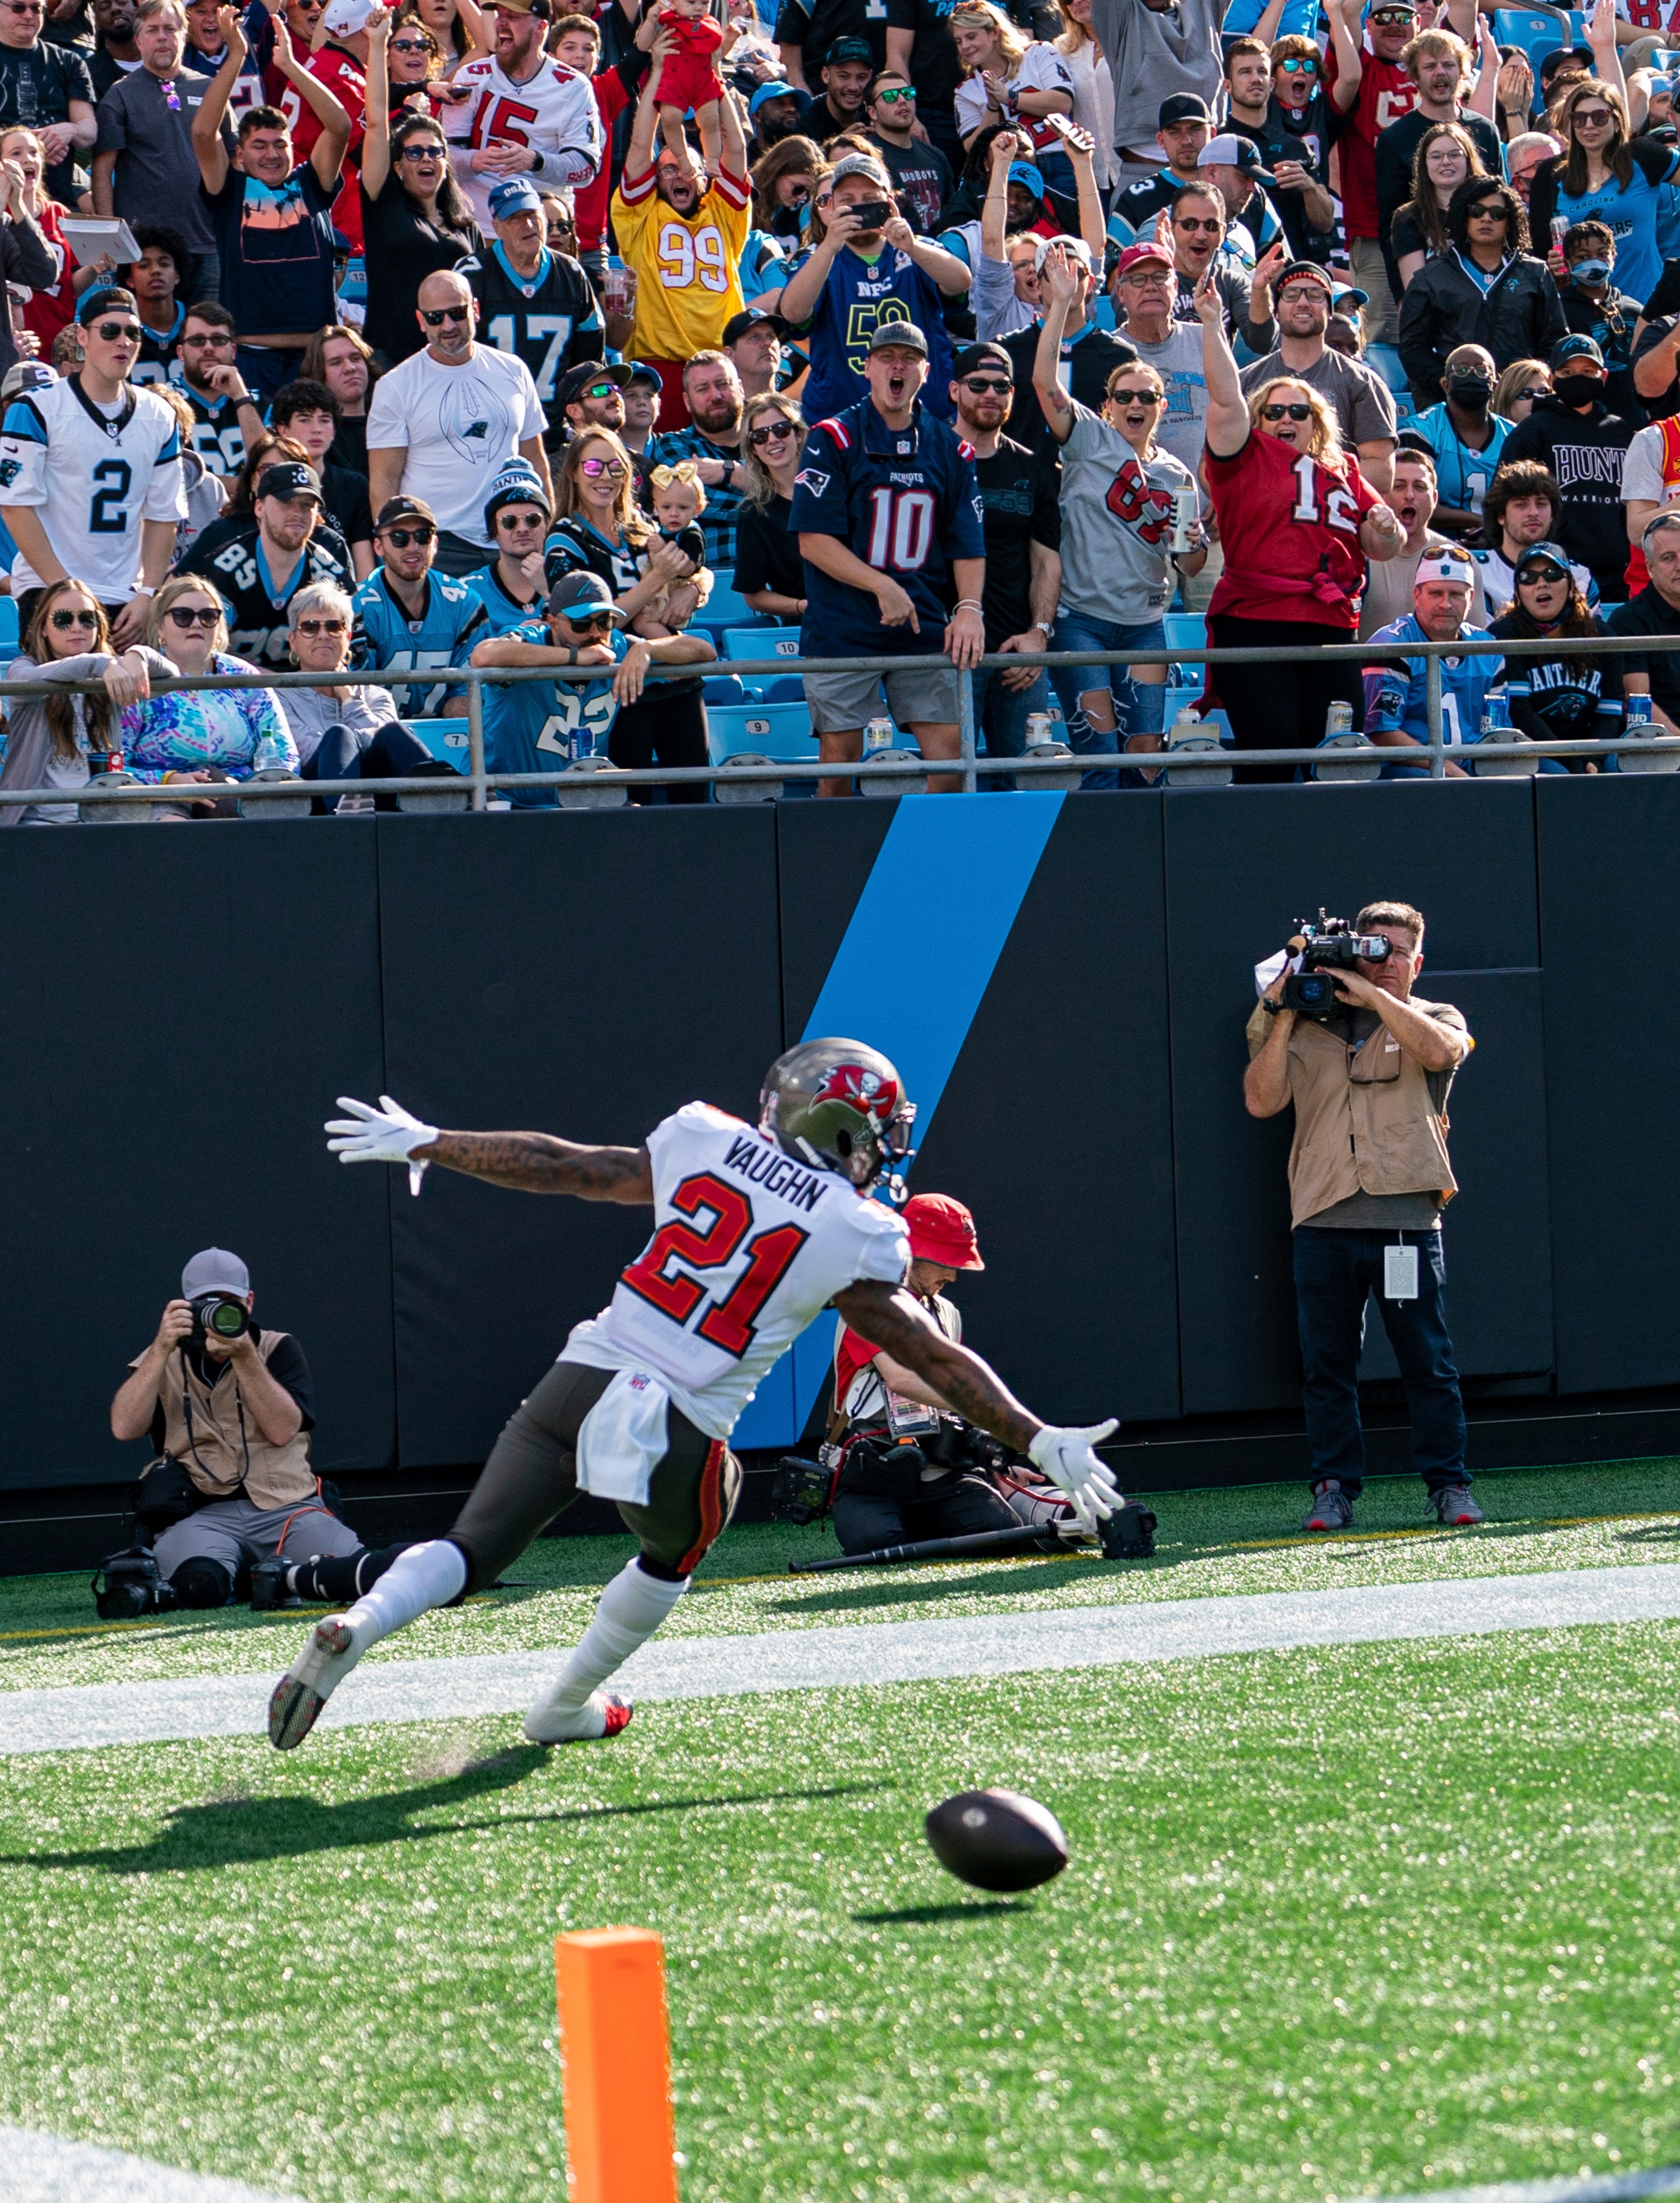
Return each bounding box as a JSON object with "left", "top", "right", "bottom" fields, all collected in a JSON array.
[
  {"left": 351, "top": 494, "right": 488, "bottom": 716},
  {"left": 457, "top": 175, "right": 604, "bottom": 449},
  {"left": 268, "top": 1037, "right": 1127, "bottom": 1756},
  {"left": 0, "top": 283, "right": 186, "bottom": 642},
  {"left": 176, "top": 456, "right": 351, "bottom": 670},
  {"left": 466, "top": 462, "right": 551, "bottom": 635},
  {"left": 792, "top": 319, "right": 987, "bottom": 795}
]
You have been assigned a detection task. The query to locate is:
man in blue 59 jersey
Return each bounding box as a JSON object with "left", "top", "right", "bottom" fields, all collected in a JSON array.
[{"left": 469, "top": 568, "right": 713, "bottom": 805}]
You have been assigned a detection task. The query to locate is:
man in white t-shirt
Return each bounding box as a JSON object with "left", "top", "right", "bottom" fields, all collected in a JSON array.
[{"left": 365, "top": 267, "right": 550, "bottom": 576}]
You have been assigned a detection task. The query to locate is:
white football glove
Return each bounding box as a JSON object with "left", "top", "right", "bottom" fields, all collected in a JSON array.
[
  {"left": 325, "top": 1094, "right": 439, "bottom": 1197},
  {"left": 1028, "top": 1420, "right": 1122, "bottom": 1533}
]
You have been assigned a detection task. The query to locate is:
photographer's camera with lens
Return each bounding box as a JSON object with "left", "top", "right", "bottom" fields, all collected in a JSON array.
[
  {"left": 1280, "top": 909, "right": 1392, "bottom": 1022},
  {"left": 189, "top": 1292, "right": 250, "bottom": 1351},
  {"left": 92, "top": 1546, "right": 178, "bottom": 1620},
  {"left": 770, "top": 1454, "right": 835, "bottom": 1525}
]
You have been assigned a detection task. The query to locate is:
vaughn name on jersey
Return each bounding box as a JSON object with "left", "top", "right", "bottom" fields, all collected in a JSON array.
[
  {"left": 561, "top": 1101, "right": 910, "bottom": 1441},
  {"left": 0, "top": 375, "right": 186, "bottom": 599}
]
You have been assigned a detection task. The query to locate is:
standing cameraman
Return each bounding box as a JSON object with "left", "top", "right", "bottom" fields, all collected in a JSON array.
[
  {"left": 828, "top": 1193, "right": 1022, "bottom": 1556},
  {"left": 110, "top": 1247, "right": 361, "bottom": 1607},
  {"left": 1243, "top": 903, "right": 1483, "bottom": 1534}
]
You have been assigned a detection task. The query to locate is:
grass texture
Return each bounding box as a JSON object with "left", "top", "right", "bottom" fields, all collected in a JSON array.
[
  {"left": 6, "top": 1619, "right": 1680, "bottom": 2201},
  {"left": 8, "top": 1455, "right": 1680, "bottom": 1695}
]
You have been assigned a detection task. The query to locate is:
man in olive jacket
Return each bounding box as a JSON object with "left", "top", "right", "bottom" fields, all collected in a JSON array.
[{"left": 1244, "top": 899, "right": 1481, "bottom": 1536}]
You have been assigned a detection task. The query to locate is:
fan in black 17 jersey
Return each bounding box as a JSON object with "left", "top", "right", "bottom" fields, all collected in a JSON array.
[
  {"left": 267, "top": 1041, "right": 1128, "bottom": 1756},
  {"left": 456, "top": 177, "right": 604, "bottom": 442}
]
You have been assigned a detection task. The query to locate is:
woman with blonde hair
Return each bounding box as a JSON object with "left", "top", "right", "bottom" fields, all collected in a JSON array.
[
  {"left": 1194, "top": 267, "right": 1406, "bottom": 780},
  {"left": 1493, "top": 357, "right": 1551, "bottom": 424},
  {"left": 0, "top": 579, "right": 158, "bottom": 825},
  {"left": 1392, "top": 121, "right": 1487, "bottom": 287},
  {"left": 117, "top": 574, "right": 290, "bottom": 812},
  {"left": 735, "top": 391, "right": 807, "bottom": 620},
  {"left": 273, "top": 578, "right": 451, "bottom": 807},
  {"left": 1529, "top": 76, "right": 1678, "bottom": 303},
  {"left": 1054, "top": 0, "right": 1112, "bottom": 194},
  {"left": 545, "top": 428, "right": 711, "bottom": 801},
  {"left": 949, "top": 0, "right": 1076, "bottom": 215}
]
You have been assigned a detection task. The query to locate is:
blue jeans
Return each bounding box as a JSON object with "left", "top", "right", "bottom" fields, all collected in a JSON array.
[
  {"left": 1291, "top": 1225, "right": 1469, "bottom": 1498},
  {"left": 236, "top": 342, "right": 306, "bottom": 404},
  {"left": 301, "top": 719, "right": 438, "bottom": 811},
  {"left": 970, "top": 661, "right": 1049, "bottom": 789},
  {"left": 1051, "top": 608, "right": 1168, "bottom": 791}
]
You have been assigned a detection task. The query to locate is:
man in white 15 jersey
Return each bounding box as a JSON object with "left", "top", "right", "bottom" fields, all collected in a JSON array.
[
  {"left": 269, "top": 1038, "right": 1127, "bottom": 1755},
  {"left": 440, "top": 0, "right": 603, "bottom": 236}
]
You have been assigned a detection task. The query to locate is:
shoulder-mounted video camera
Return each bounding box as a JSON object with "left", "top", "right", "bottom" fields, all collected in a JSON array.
[{"left": 1280, "top": 909, "right": 1391, "bottom": 1023}]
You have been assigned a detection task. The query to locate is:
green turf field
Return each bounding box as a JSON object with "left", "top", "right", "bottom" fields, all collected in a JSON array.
[{"left": 6, "top": 1462, "right": 1680, "bottom": 2201}]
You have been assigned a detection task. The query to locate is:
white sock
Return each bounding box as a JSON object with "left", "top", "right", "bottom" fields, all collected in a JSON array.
[
  {"left": 341, "top": 1540, "right": 468, "bottom": 1648},
  {"left": 537, "top": 1559, "right": 688, "bottom": 1717}
]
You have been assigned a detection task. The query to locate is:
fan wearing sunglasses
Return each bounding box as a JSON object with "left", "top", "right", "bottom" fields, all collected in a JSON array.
[
  {"left": 283, "top": 576, "right": 460, "bottom": 807},
  {"left": 1527, "top": 74, "right": 1680, "bottom": 314},
  {"left": 111, "top": 576, "right": 293, "bottom": 811},
  {"left": 0, "top": 576, "right": 162, "bottom": 826},
  {"left": 1194, "top": 261, "right": 1405, "bottom": 782},
  {"left": 469, "top": 565, "right": 713, "bottom": 807},
  {"left": 352, "top": 490, "right": 489, "bottom": 717},
  {"left": 734, "top": 392, "right": 807, "bottom": 620},
  {"left": 1396, "top": 176, "right": 1567, "bottom": 416}
]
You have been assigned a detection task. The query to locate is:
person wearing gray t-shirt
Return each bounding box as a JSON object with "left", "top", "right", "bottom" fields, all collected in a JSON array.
[
  {"left": 1090, "top": 0, "right": 1223, "bottom": 186},
  {"left": 1033, "top": 240, "right": 1205, "bottom": 786}
]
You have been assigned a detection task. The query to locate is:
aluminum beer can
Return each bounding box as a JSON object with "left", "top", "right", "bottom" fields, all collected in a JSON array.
[
  {"left": 1551, "top": 214, "right": 1569, "bottom": 249},
  {"left": 863, "top": 714, "right": 894, "bottom": 754},
  {"left": 1324, "top": 701, "right": 1353, "bottom": 737},
  {"left": 1170, "top": 486, "right": 1197, "bottom": 554},
  {"left": 1024, "top": 710, "right": 1053, "bottom": 748},
  {"left": 1627, "top": 693, "right": 1654, "bottom": 728}
]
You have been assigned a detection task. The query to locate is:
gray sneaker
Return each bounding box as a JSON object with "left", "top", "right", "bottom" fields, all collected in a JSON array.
[
  {"left": 1431, "top": 1485, "right": 1485, "bottom": 1526},
  {"left": 1302, "top": 1480, "right": 1354, "bottom": 1532}
]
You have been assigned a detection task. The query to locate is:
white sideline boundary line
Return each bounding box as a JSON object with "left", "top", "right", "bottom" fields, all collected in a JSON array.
[
  {"left": 6, "top": 1561, "right": 1680, "bottom": 1757},
  {"left": 1389, "top": 2169, "right": 1680, "bottom": 2202},
  {"left": 2, "top": 2124, "right": 309, "bottom": 2203}
]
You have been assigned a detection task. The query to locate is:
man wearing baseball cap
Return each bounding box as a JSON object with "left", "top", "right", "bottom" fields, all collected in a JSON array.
[
  {"left": 723, "top": 308, "right": 790, "bottom": 400},
  {"left": 1501, "top": 329, "right": 1638, "bottom": 603},
  {"left": 747, "top": 80, "right": 804, "bottom": 154},
  {"left": 806, "top": 35, "right": 875, "bottom": 145},
  {"left": 458, "top": 176, "right": 604, "bottom": 447},
  {"left": 1239, "top": 258, "right": 1397, "bottom": 494},
  {"left": 1196, "top": 136, "right": 1286, "bottom": 268},
  {"left": 1362, "top": 542, "right": 1499, "bottom": 775},
  {"left": 440, "top": 0, "right": 604, "bottom": 236},
  {"left": 464, "top": 464, "right": 554, "bottom": 635},
  {"left": 353, "top": 493, "right": 490, "bottom": 716},
  {"left": 827, "top": 1193, "right": 1026, "bottom": 1557},
  {"left": 1108, "top": 94, "right": 1212, "bottom": 256},
  {"left": 176, "top": 458, "right": 352, "bottom": 673},
  {"left": 470, "top": 565, "right": 714, "bottom": 805}
]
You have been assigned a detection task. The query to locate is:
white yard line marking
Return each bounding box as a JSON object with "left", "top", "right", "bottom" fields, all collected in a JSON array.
[
  {"left": 2, "top": 2124, "right": 308, "bottom": 2203},
  {"left": 6, "top": 1562, "right": 1680, "bottom": 1759}
]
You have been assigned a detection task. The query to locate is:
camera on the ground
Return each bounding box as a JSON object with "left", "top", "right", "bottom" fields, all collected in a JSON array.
[
  {"left": 1280, "top": 910, "right": 1391, "bottom": 1022},
  {"left": 771, "top": 1455, "right": 834, "bottom": 1524},
  {"left": 92, "top": 1546, "right": 178, "bottom": 1619},
  {"left": 189, "top": 1292, "right": 250, "bottom": 1351}
]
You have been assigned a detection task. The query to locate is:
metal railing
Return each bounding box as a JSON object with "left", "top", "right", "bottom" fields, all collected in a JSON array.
[{"left": 0, "top": 633, "right": 1674, "bottom": 812}]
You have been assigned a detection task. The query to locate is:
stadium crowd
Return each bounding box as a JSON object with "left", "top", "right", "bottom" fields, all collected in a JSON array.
[{"left": 2, "top": 0, "right": 1680, "bottom": 807}]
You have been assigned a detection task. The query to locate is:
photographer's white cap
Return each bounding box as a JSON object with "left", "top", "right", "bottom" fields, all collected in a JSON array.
[{"left": 182, "top": 1248, "right": 250, "bottom": 1299}]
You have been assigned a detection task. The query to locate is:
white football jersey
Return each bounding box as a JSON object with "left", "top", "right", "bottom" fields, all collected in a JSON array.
[
  {"left": 563, "top": 1102, "right": 911, "bottom": 1441},
  {"left": 442, "top": 54, "right": 604, "bottom": 233},
  {"left": 0, "top": 376, "right": 186, "bottom": 600}
]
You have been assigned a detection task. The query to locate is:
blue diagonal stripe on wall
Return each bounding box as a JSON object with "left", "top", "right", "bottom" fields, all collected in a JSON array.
[{"left": 772, "top": 790, "right": 1065, "bottom": 1439}]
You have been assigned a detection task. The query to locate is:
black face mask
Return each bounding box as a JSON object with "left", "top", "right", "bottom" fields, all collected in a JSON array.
[
  {"left": 1553, "top": 373, "right": 1602, "bottom": 408},
  {"left": 1449, "top": 377, "right": 1493, "bottom": 409}
]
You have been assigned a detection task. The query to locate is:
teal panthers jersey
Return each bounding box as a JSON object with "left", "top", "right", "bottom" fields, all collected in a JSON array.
[
  {"left": 352, "top": 567, "right": 487, "bottom": 717},
  {"left": 481, "top": 620, "right": 627, "bottom": 806}
]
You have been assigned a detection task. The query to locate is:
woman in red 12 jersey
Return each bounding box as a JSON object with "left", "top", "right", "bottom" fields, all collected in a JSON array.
[{"left": 1194, "top": 263, "right": 1407, "bottom": 781}]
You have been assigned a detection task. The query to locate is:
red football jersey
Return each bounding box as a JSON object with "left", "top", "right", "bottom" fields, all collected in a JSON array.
[
  {"left": 1205, "top": 429, "right": 1380, "bottom": 629},
  {"left": 272, "top": 43, "right": 367, "bottom": 252},
  {"left": 1323, "top": 39, "right": 1417, "bottom": 240}
]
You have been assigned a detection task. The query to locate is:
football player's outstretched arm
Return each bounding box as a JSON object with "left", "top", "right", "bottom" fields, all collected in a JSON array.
[
  {"left": 833, "top": 1279, "right": 1042, "bottom": 1451},
  {"left": 326, "top": 1095, "right": 654, "bottom": 1201}
]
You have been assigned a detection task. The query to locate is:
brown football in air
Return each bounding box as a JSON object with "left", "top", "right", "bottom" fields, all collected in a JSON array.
[{"left": 924, "top": 1788, "right": 1070, "bottom": 1892}]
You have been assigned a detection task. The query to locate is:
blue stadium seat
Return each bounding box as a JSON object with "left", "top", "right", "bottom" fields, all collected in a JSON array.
[
  {"left": 707, "top": 701, "right": 818, "bottom": 764},
  {"left": 0, "top": 593, "right": 19, "bottom": 656},
  {"left": 703, "top": 674, "right": 749, "bottom": 705},
  {"left": 701, "top": 573, "right": 756, "bottom": 630},
  {"left": 1492, "top": 9, "right": 1569, "bottom": 73},
  {"left": 411, "top": 717, "right": 470, "bottom": 770},
  {"left": 725, "top": 625, "right": 802, "bottom": 662},
  {"left": 1366, "top": 343, "right": 1408, "bottom": 395},
  {"left": 763, "top": 674, "right": 806, "bottom": 703},
  {"left": 1162, "top": 612, "right": 1205, "bottom": 689}
]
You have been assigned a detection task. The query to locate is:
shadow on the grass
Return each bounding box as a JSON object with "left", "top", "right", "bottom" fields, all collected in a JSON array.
[
  {"left": 852, "top": 1899, "right": 1033, "bottom": 1924},
  {"left": 774, "top": 1558, "right": 1135, "bottom": 1614},
  {"left": 5, "top": 1764, "right": 887, "bottom": 1875}
]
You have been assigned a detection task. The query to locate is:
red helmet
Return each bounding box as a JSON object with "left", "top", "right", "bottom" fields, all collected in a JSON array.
[{"left": 903, "top": 1193, "right": 984, "bottom": 1271}]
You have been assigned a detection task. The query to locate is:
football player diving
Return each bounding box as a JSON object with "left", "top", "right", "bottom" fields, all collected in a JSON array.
[{"left": 268, "top": 1040, "right": 1126, "bottom": 1752}]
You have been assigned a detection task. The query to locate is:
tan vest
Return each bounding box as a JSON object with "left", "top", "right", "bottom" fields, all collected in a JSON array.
[
  {"left": 147, "top": 1329, "right": 316, "bottom": 1510},
  {"left": 1245, "top": 994, "right": 1468, "bottom": 1228}
]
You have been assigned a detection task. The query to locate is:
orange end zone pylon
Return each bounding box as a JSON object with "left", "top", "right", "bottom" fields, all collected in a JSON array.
[{"left": 554, "top": 1927, "right": 680, "bottom": 2203}]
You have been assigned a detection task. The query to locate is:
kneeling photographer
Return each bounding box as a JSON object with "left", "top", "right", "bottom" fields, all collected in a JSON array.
[
  {"left": 828, "top": 1195, "right": 1024, "bottom": 1557},
  {"left": 1244, "top": 903, "right": 1483, "bottom": 1536},
  {"left": 108, "top": 1248, "right": 365, "bottom": 1609}
]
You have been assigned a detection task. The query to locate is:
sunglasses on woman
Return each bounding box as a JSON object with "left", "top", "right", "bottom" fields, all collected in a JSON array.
[
  {"left": 381, "top": 524, "right": 435, "bottom": 546},
  {"left": 391, "top": 35, "right": 432, "bottom": 49},
  {"left": 1573, "top": 107, "right": 1613, "bottom": 127},
  {"left": 1108, "top": 388, "right": 1163, "bottom": 405},
  {"left": 166, "top": 604, "right": 221, "bottom": 627},
  {"left": 49, "top": 607, "right": 99, "bottom": 630},
  {"left": 1467, "top": 202, "right": 1509, "bottom": 221},
  {"left": 749, "top": 420, "right": 796, "bottom": 443},
  {"left": 580, "top": 456, "right": 626, "bottom": 477},
  {"left": 295, "top": 617, "right": 348, "bottom": 635},
  {"left": 1519, "top": 564, "right": 1568, "bottom": 586},
  {"left": 398, "top": 141, "right": 444, "bottom": 161},
  {"left": 1261, "top": 401, "right": 1312, "bottom": 420}
]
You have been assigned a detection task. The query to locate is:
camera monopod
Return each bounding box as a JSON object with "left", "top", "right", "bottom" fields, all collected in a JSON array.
[{"left": 787, "top": 1505, "right": 1156, "bottom": 1574}]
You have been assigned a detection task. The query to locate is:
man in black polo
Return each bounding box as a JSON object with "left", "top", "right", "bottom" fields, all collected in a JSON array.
[
  {"left": 999, "top": 236, "right": 1137, "bottom": 454},
  {"left": 950, "top": 339, "right": 1061, "bottom": 779}
]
